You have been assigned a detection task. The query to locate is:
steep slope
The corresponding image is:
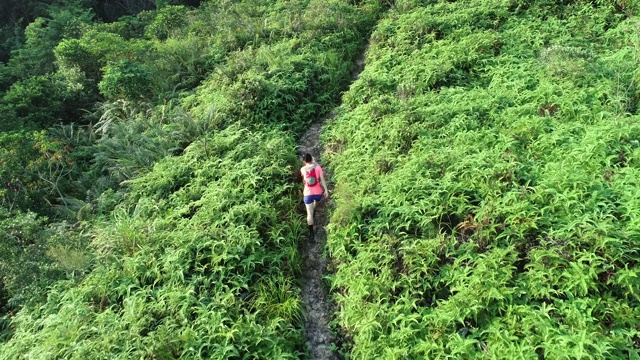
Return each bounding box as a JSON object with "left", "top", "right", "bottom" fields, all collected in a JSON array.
[
  {"left": 325, "top": 0, "right": 640, "bottom": 358},
  {"left": 0, "top": 1, "right": 381, "bottom": 358}
]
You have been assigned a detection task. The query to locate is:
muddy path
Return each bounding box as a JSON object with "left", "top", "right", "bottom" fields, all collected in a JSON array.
[
  {"left": 296, "top": 48, "right": 366, "bottom": 360},
  {"left": 297, "top": 121, "right": 335, "bottom": 360}
]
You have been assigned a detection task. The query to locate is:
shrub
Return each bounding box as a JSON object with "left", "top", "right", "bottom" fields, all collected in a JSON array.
[{"left": 99, "top": 59, "right": 152, "bottom": 101}]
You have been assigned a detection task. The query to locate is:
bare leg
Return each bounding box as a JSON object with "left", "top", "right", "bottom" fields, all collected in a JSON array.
[
  {"left": 305, "top": 202, "right": 315, "bottom": 240},
  {"left": 305, "top": 203, "right": 315, "bottom": 225}
]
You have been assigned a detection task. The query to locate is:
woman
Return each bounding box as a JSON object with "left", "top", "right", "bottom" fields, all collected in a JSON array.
[{"left": 301, "top": 153, "right": 329, "bottom": 240}]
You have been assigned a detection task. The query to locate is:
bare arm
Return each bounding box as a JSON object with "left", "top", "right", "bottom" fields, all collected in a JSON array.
[{"left": 320, "top": 172, "right": 329, "bottom": 198}]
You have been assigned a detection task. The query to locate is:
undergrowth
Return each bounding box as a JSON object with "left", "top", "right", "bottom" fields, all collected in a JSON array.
[
  {"left": 0, "top": 0, "right": 380, "bottom": 358},
  {"left": 325, "top": 0, "right": 640, "bottom": 358}
]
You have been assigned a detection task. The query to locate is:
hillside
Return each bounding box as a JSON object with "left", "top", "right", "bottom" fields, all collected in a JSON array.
[
  {"left": 0, "top": 0, "right": 379, "bottom": 358},
  {"left": 0, "top": 0, "right": 639, "bottom": 359},
  {"left": 325, "top": 0, "right": 640, "bottom": 358}
]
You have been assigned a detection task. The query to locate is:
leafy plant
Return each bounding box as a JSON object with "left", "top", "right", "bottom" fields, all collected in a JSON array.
[
  {"left": 0, "top": 0, "right": 380, "bottom": 358},
  {"left": 325, "top": 0, "right": 640, "bottom": 358}
]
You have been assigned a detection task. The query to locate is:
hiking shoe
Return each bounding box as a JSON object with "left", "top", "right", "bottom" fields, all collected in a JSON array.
[{"left": 308, "top": 225, "right": 314, "bottom": 241}]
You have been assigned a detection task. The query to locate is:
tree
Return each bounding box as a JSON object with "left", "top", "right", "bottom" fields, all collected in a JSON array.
[
  {"left": 91, "top": 0, "right": 155, "bottom": 22},
  {"left": 5, "top": 5, "right": 93, "bottom": 79},
  {"left": 0, "top": 0, "right": 54, "bottom": 27},
  {"left": 0, "top": 73, "right": 91, "bottom": 131}
]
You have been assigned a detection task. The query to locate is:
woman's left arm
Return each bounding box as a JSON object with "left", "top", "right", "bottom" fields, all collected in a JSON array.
[{"left": 320, "top": 171, "right": 329, "bottom": 198}]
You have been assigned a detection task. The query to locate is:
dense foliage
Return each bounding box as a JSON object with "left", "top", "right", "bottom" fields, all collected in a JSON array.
[
  {"left": 324, "top": 0, "right": 640, "bottom": 358},
  {"left": 3, "top": 0, "right": 640, "bottom": 358},
  {"left": 0, "top": 0, "right": 378, "bottom": 357}
]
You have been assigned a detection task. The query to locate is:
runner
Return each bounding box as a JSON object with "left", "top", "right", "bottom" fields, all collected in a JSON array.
[{"left": 301, "top": 153, "right": 329, "bottom": 240}]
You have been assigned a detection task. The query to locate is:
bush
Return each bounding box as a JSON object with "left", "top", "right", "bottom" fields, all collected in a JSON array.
[
  {"left": 99, "top": 59, "right": 152, "bottom": 101},
  {"left": 144, "top": 5, "right": 189, "bottom": 40},
  {"left": 0, "top": 211, "right": 77, "bottom": 308},
  {"left": 0, "top": 73, "right": 92, "bottom": 131}
]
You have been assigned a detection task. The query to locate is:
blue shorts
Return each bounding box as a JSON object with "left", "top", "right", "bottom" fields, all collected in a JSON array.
[{"left": 303, "top": 194, "right": 323, "bottom": 204}]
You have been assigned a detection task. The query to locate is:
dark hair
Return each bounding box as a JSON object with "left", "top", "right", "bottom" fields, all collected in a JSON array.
[{"left": 303, "top": 153, "right": 313, "bottom": 163}]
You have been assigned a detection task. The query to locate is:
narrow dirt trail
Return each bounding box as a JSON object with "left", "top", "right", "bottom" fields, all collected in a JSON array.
[
  {"left": 297, "top": 121, "right": 335, "bottom": 360},
  {"left": 297, "top": 49, "right": 366, "bottom": 360}
]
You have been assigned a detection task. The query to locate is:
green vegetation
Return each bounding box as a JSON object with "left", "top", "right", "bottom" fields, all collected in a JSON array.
[
  {"left": 324, "top": 0, "right": 640, "bottom": 358},
  {"left": 0, "top": 0, "right": 378, "bottom": 357},
  {"left": 2, "top": 0, "right": 640, "bottom": 358}
]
